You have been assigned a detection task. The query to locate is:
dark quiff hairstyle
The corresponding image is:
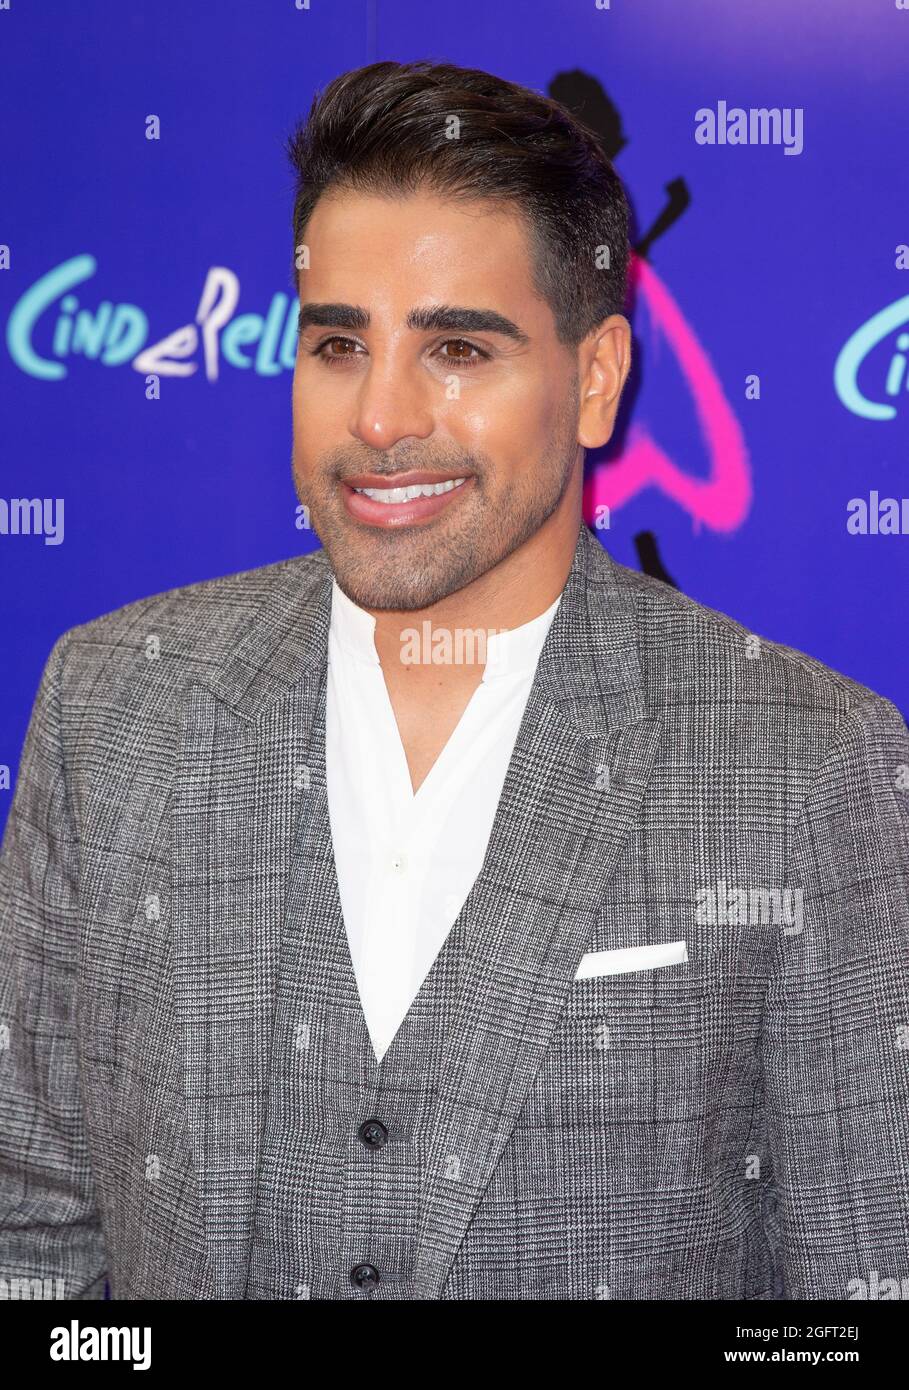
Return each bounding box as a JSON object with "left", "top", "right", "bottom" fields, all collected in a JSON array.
[{"left": 285, "top": 60, "right": 630, "bottom": 349}]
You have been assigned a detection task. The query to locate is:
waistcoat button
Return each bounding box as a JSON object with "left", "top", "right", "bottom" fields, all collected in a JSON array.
[
  {"left": 350, "top": 1263, "right": 380, "bottom": 1289},
  {"left": 358, "top": 1118, "right": 389, "bottom": 1149}
]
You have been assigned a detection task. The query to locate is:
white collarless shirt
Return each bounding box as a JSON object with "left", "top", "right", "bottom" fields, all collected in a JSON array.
[{"left": 325, "top": 576, "right": 562, "bottom": 1063}]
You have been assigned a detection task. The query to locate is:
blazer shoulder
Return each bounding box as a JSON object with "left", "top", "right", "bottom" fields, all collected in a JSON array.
[
  {"left": 53, "top": 547, "right": 331, "bottom": 707},
  {"left": 607, "top": 556, "right": 898, "bottom": 727}
]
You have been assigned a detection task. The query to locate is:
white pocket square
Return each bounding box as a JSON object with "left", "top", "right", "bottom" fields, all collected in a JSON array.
[{"left": 575, "top": 940, "right": 688, "bottom": 980}]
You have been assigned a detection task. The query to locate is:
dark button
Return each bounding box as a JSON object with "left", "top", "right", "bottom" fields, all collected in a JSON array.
[
  {"left": 358, "top": 1118, "right": 388, "bottom": 1149},
  {"left": 350, "top": 1263, "right": 380, "bottom": 1290}
]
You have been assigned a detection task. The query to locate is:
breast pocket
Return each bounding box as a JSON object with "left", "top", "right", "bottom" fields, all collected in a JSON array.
[
  {"left": 518, "top": 954, "right": 715, "bottom": 1132},
  {"left": 566, "top": 950, "right": 704, "bottom": 1013}
]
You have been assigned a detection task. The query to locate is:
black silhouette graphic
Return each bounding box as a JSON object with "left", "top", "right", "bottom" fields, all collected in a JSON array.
[{"left": 548, "top": 70, "right": 688, "bottom": 588}]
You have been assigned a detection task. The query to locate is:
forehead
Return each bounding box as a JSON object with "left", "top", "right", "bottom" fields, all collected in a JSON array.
[{"left": 301, "top": 188, "right": 545, "bottom": 314}]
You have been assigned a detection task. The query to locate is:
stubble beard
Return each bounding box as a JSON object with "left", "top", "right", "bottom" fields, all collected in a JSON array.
[{"left": 296, "top": 384, "right": 580, "bottom": 611}]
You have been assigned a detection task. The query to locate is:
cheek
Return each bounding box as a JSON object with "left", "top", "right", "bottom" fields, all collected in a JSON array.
[
  {"left": 292, "top": 367, "right": 336, "bottom": 451},
  {"left": 448, "top": 376, "right": 559, "bottom": 462}
]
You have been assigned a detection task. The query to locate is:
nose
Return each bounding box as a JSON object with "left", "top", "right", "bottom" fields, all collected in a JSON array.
[{"left": 348, "top": 353, "right": 434, "bottom": 452}]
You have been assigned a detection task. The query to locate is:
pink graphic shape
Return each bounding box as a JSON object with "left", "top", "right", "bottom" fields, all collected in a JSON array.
[{"left": 584, "top": 253, "right": 751, "bottom": 532}]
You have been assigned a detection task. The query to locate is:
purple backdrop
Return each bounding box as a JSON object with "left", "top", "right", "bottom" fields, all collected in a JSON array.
[{"left": 2, "top": 0, "right": 907, "bottom": 836}]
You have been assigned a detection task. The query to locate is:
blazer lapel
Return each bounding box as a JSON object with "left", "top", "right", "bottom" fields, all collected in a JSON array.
[
  {"left": 413, "top": 525, "right": 663, "bottom": 1297},
  {"left": 170, "top": 548, "right": 334, "bottom": 1296}
]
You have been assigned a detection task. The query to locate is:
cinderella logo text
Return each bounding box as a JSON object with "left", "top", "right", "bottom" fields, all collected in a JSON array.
[
  {"left": 834, "top": 294, "right": 909, "bottom": 421},
  {"left": 5, "top": 254, "right": 299, "bottom": 382}
]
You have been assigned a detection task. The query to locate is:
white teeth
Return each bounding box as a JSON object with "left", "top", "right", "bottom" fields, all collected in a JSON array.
[{"left": 353, "top": 477, "right": 467, "bottom": 503}]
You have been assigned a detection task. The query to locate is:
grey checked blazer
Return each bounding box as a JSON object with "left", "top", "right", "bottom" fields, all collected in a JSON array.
[{"left": 2, "top": 523, "right": 909, "bottom": 1299}]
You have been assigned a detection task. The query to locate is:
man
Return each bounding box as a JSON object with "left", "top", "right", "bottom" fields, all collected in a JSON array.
[{"left": 2, "top": 60, "right": 908, "bottom": 1302}]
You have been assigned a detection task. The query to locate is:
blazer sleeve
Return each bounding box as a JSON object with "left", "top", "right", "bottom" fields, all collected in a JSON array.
[
  {"left": 0, "top": 632, "right": 108, "bottom": 1299},
  {"left": 762, "top": 692, "right": 909, "bottom": 1299}
]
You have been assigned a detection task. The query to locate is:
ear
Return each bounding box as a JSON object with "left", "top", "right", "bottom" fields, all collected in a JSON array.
[{"left": 577, "top": 315, "right": 632, "bottom": 449}]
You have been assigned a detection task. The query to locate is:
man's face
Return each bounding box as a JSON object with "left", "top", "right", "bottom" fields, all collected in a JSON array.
[{"left": 292, "top": 188, "right": 583, "bottom": 610}]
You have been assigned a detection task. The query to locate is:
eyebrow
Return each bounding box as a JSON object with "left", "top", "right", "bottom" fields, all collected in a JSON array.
[{"left": 297, "top": 302, "right": 530, "bottom": 346}]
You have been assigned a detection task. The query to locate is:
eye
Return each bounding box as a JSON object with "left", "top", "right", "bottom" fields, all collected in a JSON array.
[
  {"left": 436, "top": 338, "right": 490, "bottom": 368},
  {"left": 309, "top": 336, "right": 364, "bottom": 366}
]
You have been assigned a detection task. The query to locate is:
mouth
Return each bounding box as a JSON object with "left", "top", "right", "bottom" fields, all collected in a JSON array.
[{"left": 340, "top": 470, "right": 475, "bottom": 528}]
